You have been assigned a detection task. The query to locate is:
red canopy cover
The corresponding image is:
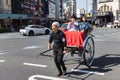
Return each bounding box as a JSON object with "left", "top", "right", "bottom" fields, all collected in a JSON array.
[{"left": 64, "top": 31, "right": 86, "bottom": 48}]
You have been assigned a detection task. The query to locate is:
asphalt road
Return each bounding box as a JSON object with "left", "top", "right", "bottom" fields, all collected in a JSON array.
[{"left": 0, "top": 28, "right": 120, "bottom": 80}]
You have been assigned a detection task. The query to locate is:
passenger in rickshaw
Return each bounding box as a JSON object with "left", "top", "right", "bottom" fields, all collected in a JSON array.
[
  {"left": 64, "top": 16, "right": 91, "bottom": 56},
  {"left": 78, "top": 16, "right": 91, "bottom": 35},
  {"left": 67, "top": 15, "right": 79, "bottom": 31}
]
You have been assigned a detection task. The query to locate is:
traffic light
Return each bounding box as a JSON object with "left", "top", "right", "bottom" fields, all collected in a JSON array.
[{"left": 87, "top": 13, "right": 91, "bottom": 17}]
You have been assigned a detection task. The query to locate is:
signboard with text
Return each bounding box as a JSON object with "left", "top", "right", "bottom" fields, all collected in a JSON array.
[{"left": 98, "top": 0, "right": 113, "bottom": 3}]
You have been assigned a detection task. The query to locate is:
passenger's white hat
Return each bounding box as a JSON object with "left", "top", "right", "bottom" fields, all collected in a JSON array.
[{"left": 52, "top": 22, "right": 60, "bottom": 27}]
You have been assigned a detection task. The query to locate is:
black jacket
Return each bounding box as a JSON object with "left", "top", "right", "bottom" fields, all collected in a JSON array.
[{"left": 49, "top": 30, "right": 67, "bottom": 50}]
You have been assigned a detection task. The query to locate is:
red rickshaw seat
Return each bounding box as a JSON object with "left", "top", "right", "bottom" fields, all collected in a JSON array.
[{"left": 64, "top": 31, "right": 86, "bottom": 48}]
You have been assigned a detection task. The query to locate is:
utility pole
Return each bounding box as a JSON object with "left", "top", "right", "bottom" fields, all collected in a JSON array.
[
  {"left": 60, "top": 0, "right": 63, "bottom": 19},
  {"left": 86, "top": 0, "right": 88, "bottom": 14}
]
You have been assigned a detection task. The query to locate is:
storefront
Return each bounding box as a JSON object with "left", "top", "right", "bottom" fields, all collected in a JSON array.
[
  {"left": 0, "top": 13, "right": 28, "bottom": 19},
  {"left": 94, "top": 11, "right": 113, "bottom": 27},
  {"left": 0, "top": 13, "right": 28, "bottom": 31}
]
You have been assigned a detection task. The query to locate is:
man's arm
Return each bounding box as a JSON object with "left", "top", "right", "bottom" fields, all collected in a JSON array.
[
  {"left": 48, "top": 33, "right": 53, "bottom": 50},
  {"left": 61, "top": 32, "right": 67, "bottom": 52},
  {"left": 67, "top": 22, "right": 71, "bottom": 30},
  {"left": 48, "top": 43, "right": 51, "bottom": 50}
]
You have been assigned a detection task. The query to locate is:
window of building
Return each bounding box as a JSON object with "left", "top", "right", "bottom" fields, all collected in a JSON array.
[
  {"left": 6, "top": 0, "right": 8, "bottom": 5},
  {"left": 107, "top": 6, "right": 109, "bottom": 11},
  {"left": 104, "top": 5, "right": 106, "bottom": 11},
  {"left": 101, "top": 7, "right": 103, "bottom": 11},
  {"left": 99, "top": 6, "right": 104, "bottom": 12},
  {"left": 110, "top": 6, "right": 112, "bottom": 11}
]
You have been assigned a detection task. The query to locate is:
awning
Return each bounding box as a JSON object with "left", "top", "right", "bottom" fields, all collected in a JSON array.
[
  {"left": 94, "top": 11, "right": 113, "bottom": 17},
  {"left": 28, "top": 16, "right": 47, "bottom": 21},
  {"left": 0, "top": 13, "right": 28, "bottom": 19}
]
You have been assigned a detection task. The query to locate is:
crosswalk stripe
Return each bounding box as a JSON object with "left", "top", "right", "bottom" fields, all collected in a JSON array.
[
  {"left": 71, "top": 69, "right": 104, "bottom": 76},
  {"left": 0, "top": 60, "right": 5, "bottom": 63},
  {"left": 23, "top": 45, "right": 44, "bottom": 49},
  {"left": 23, "top": 63, "right": 47, "bottom": 68},
  {"left": 28, "top": 74, "right": 69, "bottom": 80},
  {"left": 0, "top": 52, "right": 8, "bottom": 55}
]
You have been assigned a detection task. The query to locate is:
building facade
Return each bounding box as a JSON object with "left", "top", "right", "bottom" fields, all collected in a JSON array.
[
  {"left": 93, "top": 0, "right": 120, "bottom": 26},
  {"left": 0, "top": 0, "right": 75, "bottom": 29},
  {"left": 0, "top": 0, "right": 11, "bottom": 13},
  {"left": 92, "top": 0, "right": 97, "bottom": 17},
  {"left": 72, "top": 0, "right": 76, "bottom": 15},
  {"left": 48, "top": 0, "right": 56, "bottom": 19},
  {"left": 55, "top": 0, "right": 61, "bottom": 19},
  {"left": 62, "top": 0, "right": 76, "bottom": 20},
  {"left": 19, "top": 0, "right": 49, "bottom": 19}
]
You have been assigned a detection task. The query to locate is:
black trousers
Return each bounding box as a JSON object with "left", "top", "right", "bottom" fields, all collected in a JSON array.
[{"left": 53, "top": 49, "right": 66, "bottom": 73}]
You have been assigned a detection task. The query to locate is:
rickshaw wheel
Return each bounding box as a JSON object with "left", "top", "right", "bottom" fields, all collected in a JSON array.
[{"left": 83, "top": 35, "right": 95, "bottom": 68}]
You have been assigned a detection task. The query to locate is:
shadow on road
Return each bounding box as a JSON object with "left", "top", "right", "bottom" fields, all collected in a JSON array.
[
  {"left": 66, "top": 54, "right": 120, "bottom": 80},
  {"left": 93, "top": 54, "right": 120, "bottom": 68},
  {"left": 38, "top": 52, "right": 120, "bottom": 80}
]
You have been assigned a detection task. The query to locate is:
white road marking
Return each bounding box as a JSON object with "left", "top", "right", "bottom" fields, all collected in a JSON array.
[
  {"left": 71, "top": 69, "right": 104, "bottom": 76},
  {"left": 39, "top": 36, "right": 48, "bottom": 39},
  {"left": 95, "top": 35, "right": 104, "bottom": 38},
  {"left": 104, "top": 34, "right": 109, "bottom": 36},
  {"left": 94, "top": 38, "right": 105, "bottom": 42},
  {"left": 0, "top": 60, "right": 5, "bottom": 63},
  {"left": 23, "top": 45, "right": 44, "bottom": 49},
  {"left": 23, "top": 63, "right": 47, "bottom": 68},
  {"left": 0, "top": 52, "right": 8, "bottom": 55},
  {"left": 28, "top": 74, "right": 69, "bottom": 80}
]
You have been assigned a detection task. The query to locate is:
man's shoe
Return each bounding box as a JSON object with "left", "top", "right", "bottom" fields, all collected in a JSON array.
[
  {"left": 57, "top": 72, "right": 62, "bottom": 77},
  {"left": 63, "top": 68, "right": 67, "bottom": 75}
]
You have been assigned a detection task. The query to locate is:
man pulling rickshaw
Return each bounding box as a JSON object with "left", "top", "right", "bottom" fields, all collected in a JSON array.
[{"left": 43, "top": 15, "right": 95, "bottom": 77}]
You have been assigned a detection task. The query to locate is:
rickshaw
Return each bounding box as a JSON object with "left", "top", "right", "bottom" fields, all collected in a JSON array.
[
  {"left": 64, "top": 28, "right": 95, "bottom": 68},
  {"left": 38, "top": 26, "right": 95, "bottom": 68}
]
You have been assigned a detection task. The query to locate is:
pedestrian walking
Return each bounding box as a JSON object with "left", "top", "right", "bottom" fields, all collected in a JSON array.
[{"left": 48, "top": 21, "right": 67, "bottom": 76}]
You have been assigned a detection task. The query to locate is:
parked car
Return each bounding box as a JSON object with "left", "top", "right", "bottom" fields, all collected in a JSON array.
[
  {"left": 114, "top": 20, "right": 120, "bottom": 28},
  {"left": 106, "top": 22, "right": 113, "bottom": 28},
  {"left": 19, "top": 25, "right": 51, "bottom": 36},
  {"left": 60, "top": 23, "right": 68, "bottom": 31}
]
